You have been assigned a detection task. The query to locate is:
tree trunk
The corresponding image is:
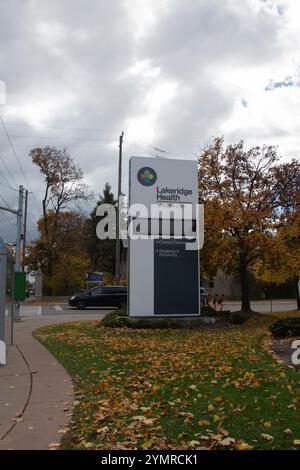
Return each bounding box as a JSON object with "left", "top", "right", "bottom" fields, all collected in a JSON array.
[
  {"left": 239, "top": 251, "right": 252, "bottom": 313},
  {"left": 296, "top": 277, "right": 300, "bottom": 310},
  {"left": 44, "top": 249, "right": 54, "bottom": 296}
]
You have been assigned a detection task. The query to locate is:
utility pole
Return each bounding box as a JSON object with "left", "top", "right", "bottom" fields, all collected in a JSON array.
[
  {"left": 15, "top": 186, "right": 23, "bottom": 273},
  {"left": 115, "top": 131, "right": 124, "bottom": 284},
  {"left": 0, "top": 185, "right": 24, "bottom": 321},
  {"left": 14, "top": 185, "right": 24, "bottom": 321},
  {"left": 22, "top": 189, "right": 28, "bottom": 272}
]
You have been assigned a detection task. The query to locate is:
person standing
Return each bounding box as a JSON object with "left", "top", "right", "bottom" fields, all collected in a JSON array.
[
  {"left": 213, "top": 294, "right": 219, "bottom": 310},
  {"left": 218, "top": 294, "right": 225, "bottom": 311}
]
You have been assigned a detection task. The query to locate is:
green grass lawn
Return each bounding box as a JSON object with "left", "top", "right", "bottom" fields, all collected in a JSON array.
[{"left": 34, "top": 311, "right": 300, "bottom": 450}]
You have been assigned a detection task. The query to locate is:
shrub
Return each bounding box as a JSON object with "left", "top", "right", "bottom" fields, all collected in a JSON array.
[
  {"left": 200, "top": 305, "right": 216, "bottom": 316},
  {"left": 229, "top": 312, "right": 249, "bottom": 324},
  {"left": 200, "top": 306, "right": 232, "bottom": 318},
  {"left": 216, "top": 309, "right": 232, "bottom": 317},
  {"left": 100, "top": 307, "right": 247, "bottom": 328},
  {"left": 100, "top": 308, "right": 130, "bottom": 328},
  {"left": 269, "top": 317, "right": 300, "bottom": 338},
  {"left": 115, "top": 306, "right": 128, "bottom": 316},
  {"left": 100, "top": 308, "right": 181, "bottom": 329},
  {"left": 130, "top": 319, "right": 181, "bottom": 329}
]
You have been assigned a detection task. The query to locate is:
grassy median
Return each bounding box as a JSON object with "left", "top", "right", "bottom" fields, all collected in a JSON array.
[{"left": 34, "top": 311, "right": 300, "bottom": 450}]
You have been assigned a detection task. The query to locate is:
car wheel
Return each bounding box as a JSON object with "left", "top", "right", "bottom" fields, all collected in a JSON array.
[{"left": 76, "top": 300, "right": 86, "bottom": 310}]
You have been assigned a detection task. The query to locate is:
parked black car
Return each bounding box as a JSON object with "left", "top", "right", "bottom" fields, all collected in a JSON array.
[
  {"left": 69, "top": 286, "right": 127, "bottom": 309},
  {"left": 200, "top": 287, "right": 208, "bottom": 301}
]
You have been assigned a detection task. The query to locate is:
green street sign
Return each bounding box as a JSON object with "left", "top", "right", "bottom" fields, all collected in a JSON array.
[{"left": 13, "top": 272, "right": 26, "bottom": 301}]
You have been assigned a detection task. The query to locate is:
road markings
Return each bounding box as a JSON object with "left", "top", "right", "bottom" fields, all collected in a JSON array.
[
  {"left": 54, "top": 305, "right": 63, "bottom": 311},
  {"left": 20, "top": 306, "right": 42, "bottom": 316}
]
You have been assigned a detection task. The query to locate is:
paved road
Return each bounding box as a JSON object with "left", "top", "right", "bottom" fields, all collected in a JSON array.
[
  {"left": 20, "top": 304, "right": 113, "bottom": 317},
  {"left": 223, "top": 300, "right": 297, "bottom": 313},
  {"left": 19, "top": 300, "right": 298, "bottom": 317}
]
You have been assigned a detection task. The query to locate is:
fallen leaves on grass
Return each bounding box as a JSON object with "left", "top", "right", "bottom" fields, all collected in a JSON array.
[
  {"left": 198, "top": 420, "right": 210, "bottom": 427},
  {"left": 34, "top": 316, "right": 300, "bottom": 451},
  {"left": 234, "top": 442, "right": 253, "bottom": 450},
  {"left": 218, "top": 426, "right": 229, "bottom": 437},
  {"left": 261, "top": 433, "right": 274, "bottom": 442},
  {"left": 263, "top": 421, "right": 272, "bottom": 428}
]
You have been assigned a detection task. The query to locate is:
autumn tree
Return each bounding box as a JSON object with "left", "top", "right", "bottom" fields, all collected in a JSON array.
[
  {"left": 29, "top": 146, "right": 91, "bottom": 294},
  {"left": 85, "top": 182, "right": 116, "bottom": 273},
  {"left": 253, "top": 195, "right": 300, "bottom": 308},
  {"left": 198, "top": 138, "right": 299, "bottom": 313},
  {"left": 28, "top": 211, "right": 90, "bottom": 294}
]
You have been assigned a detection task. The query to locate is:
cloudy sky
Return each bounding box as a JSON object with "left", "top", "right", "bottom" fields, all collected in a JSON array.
[{"left": 0, "top": 0, "right": 300, "bottom": 242}]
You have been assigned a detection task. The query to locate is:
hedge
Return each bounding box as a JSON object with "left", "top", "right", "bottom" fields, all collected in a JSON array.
[{"left": 269, "top": 317, "right": 300, "bottom": 338}]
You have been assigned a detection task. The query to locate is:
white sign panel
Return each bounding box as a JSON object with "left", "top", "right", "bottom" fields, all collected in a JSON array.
[{"left": 128, "top": 156, "right": 200, "bottom": 317}]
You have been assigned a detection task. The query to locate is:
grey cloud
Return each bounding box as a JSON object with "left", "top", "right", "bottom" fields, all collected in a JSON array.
[
  {"left": 0, "top": 0, "right": 294, "bottom": 242},
  {"left": 0, "top": 0, "right": 138, "bottom": 241},
  {"left": 150, "top": 79, "right": 234, "bottom": 157},
  {"left": 140, "top": 0, "right": 283, "bottom": 78}
]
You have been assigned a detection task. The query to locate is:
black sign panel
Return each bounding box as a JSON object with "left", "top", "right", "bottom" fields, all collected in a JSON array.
[{"left": 154, "top": 238, "right": 199, "bottom": 315}]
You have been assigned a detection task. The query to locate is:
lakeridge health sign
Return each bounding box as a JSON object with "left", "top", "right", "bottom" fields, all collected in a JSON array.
[
  {"left": 128, "top": 156, "right": 200, "bottom": 317},
  {"left": 130, "top": 156, "right": 197, "bottom": 209}
]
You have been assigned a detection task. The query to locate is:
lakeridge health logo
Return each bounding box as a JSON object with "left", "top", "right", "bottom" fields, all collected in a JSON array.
[{"left": 137, "top": 167, "right": 157, "bottom": 186}]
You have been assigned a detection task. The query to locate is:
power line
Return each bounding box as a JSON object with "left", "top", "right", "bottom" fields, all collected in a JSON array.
[
  {"left": 0, "top": 159, "right": 18, "bottom": 207},
  {"left": 4, "top": 123, "right": 121, "bottom": 133},
  {"left": 0, "top": 194, "right": 16, "bottom": 228},
  {"left": 0, "top": 159, "right": 15, "bottom": 188},
  {"left": 0, "top": 174, "right": 17, "bottom": 192},
  {"left": 0, "top": 153, "right": 19, "bottom": 188},
  {"left": 0, "top": 142, "right": 117, "bottom": 148},
  {"left": 0, "top": 210, "right": 16, "bottom": 228},
  {"left": 0, "top": 115, "right": 40, "bottom": 211},
  {"left": 0, "top": 134, "right": 117, "bottom": 141},
  {"left": 0, "top": 115, "right": 33, "bottom": 184},
  {"left": 0, "top": 192, "right": 18, "bottom": 215},
  {"left": 0, "top": 178, "right": 19, "bottom": 229},
  {"left": 0, "top": 180, "right": 18, "bottom": 192},
  {"left": 0, "top": 192, "right": 13, "bottom": 209}
]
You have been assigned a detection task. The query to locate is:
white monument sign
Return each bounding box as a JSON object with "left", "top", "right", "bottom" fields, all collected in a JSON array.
[{"left": 128, "top": 156, "right": 200, "bottom": 317}]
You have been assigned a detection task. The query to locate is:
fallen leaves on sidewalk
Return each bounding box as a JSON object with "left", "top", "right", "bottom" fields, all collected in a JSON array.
[
  {"left": 48, "top": 442, "right": 60, "bottom": 450},
  {"left": 11, "top": 417, "right": 24, "bottom": 423}
]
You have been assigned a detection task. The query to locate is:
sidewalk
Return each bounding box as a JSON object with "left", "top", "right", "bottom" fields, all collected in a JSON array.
[
  {"left": 23, "top": 296, "right": 69, "bottom": 305},
  {"left": 223, "top": 299, "right": 297, "bottom": 313},
  {"left": 0, "top": 313, "right": 104, "bottom": 450}
]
